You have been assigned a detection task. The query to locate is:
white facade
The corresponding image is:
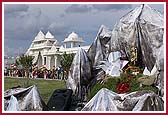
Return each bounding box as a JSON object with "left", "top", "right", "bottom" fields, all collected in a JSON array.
[{"left": 26, "top": 31, "right": 90, "bottom": 69}]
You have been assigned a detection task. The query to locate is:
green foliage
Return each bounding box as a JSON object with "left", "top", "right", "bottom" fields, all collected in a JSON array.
[
  {"left": 15, "top": 55, "right": 34, "bottom": 87},
  {"left": 61, "top": 52, "right": 75, "bottom": 73},
  {"left": 87, "top": 82, "right": 104, "bottom": 100},
  {"left": 88, "top": 77, "right": 119, "bottom": 100},
  {"left": 130, "top": 85, "right": 158, "bottom": 93},
  {"left": 88, "top": 73, "right": 159, "bottom": 101},
  {"left": 15, "top": 54, "right": 34, "bottom": 69}
]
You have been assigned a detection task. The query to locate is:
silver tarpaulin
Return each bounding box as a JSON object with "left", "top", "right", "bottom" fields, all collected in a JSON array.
[
  {"left": 82, "top": 88, "right": 164, "bottom": 111},
  {"left": 109, "top": 4, "right": 164, "bottom": 96},
  {"left": 4, "top": 85, "right": 46, "bottom": 111},
  {"left": 87, "top": 25, "right": 112, "bottom": 67},
  {"left": 110, "top": 4, "right": 164, "bottom": 71},
  {"left": 87, "top": 25, "right": 112, "bottom": 82},
  {"left": 66, "top": 48, "right": 92, "bottom": 101}
]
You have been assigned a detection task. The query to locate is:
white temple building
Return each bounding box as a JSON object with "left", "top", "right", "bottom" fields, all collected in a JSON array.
[{"left": 26, "top": 31, "right": 90, "bottom": 69}]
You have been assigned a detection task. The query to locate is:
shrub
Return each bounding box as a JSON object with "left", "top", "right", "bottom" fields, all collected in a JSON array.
[{"left": 87, "top": 74, "right": 158, "bottom": 101}]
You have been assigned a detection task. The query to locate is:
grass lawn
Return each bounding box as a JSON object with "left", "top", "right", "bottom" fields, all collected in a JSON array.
[{"left": 4, "top": 77, "right": 66, "bottom": 104}]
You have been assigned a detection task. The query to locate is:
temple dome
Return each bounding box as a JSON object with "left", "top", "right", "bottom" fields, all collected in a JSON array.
[
  {"left": 68, "top": 32, "right": 78, "bottom": 40},
  {"left": 63, "top": 32, "right": 84, "bottom": 43}
]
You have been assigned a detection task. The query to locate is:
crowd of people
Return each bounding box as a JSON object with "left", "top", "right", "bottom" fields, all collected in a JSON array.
[{"left": 4, "top": 65, "right": 68, "bottom": 80}]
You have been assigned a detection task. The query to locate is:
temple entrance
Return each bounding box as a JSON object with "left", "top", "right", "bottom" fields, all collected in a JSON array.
[
  {"left": 50, "top": 56, "right": 55, "bottom": 69},
  {"left": 37, "top": 52, "right": 42, "bottom": 66}
]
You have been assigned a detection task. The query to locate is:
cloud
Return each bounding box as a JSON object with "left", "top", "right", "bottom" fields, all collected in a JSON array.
[
  {"left": 48, "top": 22, "right": 65, "bottom": 30},
  {"left": 4, "top": 44, "right": 25, "bottom": 57},
  {"left": 92, "top": 4, "right": 132, "bottom": 11},
  {"left": 64, "top": 4, "right": 132, "bottom": 14},
  {"left": 4, "top": 4, "right": 163, "bottom": 57},
  {"left": 4, "top": 4, "right": 51, "bottom": 56},
  {"left": 4, "top": 4, "right": 29, "bottom": 13},
  {"left": 48, "top": 22, "right": 71, "bottom": 42},
  {"left": 4, "top": 5, "right": 49, "bottom": 40},
  {"left": 60, "top": 13, "right": 65, "bottom": 18},
  {"left": 65, "top": 4, "right": 92, "bottom": 13}
]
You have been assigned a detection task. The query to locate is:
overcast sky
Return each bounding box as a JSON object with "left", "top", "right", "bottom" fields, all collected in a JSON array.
[{"left": 3, "top": 3, "right": 164, "bottom": 57}]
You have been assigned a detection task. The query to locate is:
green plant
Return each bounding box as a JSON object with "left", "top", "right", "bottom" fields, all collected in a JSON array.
[
  {"left": 88, "top": 72, "right": 158, "bottom": 101},
  {"left": 87, "top": 77, "right": 119, "bottom": 100},
  {"left": 15, "top": 54, "right": 34, "bottom": 87},
  {"left": 61, "top": 52, "right": 75, "bottom": 75}
]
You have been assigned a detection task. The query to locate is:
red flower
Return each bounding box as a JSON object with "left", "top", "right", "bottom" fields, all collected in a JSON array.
[
  {"left": 116, "top": 82, "right": 130, "bottom": 94},
  {"left": 129, "top": 66, "right": 132, "bottom": 69}
]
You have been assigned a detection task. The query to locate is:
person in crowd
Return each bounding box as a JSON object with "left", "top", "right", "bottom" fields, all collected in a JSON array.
[
  {"left": 43, "top": 69, "right": 48, "bottom": 79},
  {"left": 47, "top": 70, "right": 51, "bottom": 79},
  {"left": 38, "top": 70, "right": 43, "bottom": 78},
  {"left": 15, "top": 69, "right": 19, "bottom": 77},
  {"left": 4, "top": 67, "right": 8, "bottom": 76},
  {"left": 57, "top": 66, "right": 60, "bottom": 79},
  {"left": 18, "top": 69, "right": 22, "bottom": 77},
  {"left": 50, "top": 66, "right": 56, "bottom": 79},
  {"left": 57, "top": 65, "right": 64, "bottom": 80},
  {"left": 60, "top": 66, "right": 64, "bottom": 80},
  {"left": 64, "top": 70, "right": 68, "bottom": 80},
  {"left": 8, "top": 69, "right": 11, "bottom": 76},
  {"left": 29, "top": 67, "right": 33, "bottom": 78},
  {"left": 33, "top": 70, "right": 38, "bottom": 79}
]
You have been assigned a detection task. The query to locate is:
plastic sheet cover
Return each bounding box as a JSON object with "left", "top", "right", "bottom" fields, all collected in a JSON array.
[
  {"left": 82, "top": 88, "right": 164, "bottom": 111},
  {"left": 110, "top": 4, "right": 164, "bottom": 95},
  {"left": 87, "top": 25, "right": 112, "bottom": 81},
  {"left": 98, "top": 59, "right": 121, "bottom": 77},
  {"left": 66, "top": 48, "right": 92, "bottom": 101},
  {"left": 87, "top": 25, "right": 112, "bottom": 67},
  {"left": 97, "top": 51, "right": 129, "bottom": 77},
  {"left": 110, "top": 4, "right": 164, "bottom": 70},
  {"left": 4, "top": 85, "right": 46, "bottom": 111},
  {"left": 6, "top": 95, "right": 20, "bottom": 111}
]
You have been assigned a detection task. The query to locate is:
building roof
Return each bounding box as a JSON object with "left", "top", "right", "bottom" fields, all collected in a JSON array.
[
  {"left": 34, "top": 30, "right": 45, "bottom": 40},
  {"left": 53, "top": 40, "right": 60, "bottom": 46},
  {"left": 50, "top": 45, "right": 57, "bottom": 52},
  {"left": 63, "top": 32, "right": 84, "bottom": 43},
  {"left": 45, "top": 31, "right": 54, "bottom": 39},
  {"left": 49, "top": 40, "right": 60, "bottom": 52}
]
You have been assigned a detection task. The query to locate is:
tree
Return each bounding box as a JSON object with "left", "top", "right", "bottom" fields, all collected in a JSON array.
[
  {"left": 15, "top": 55, "right": 34, "bottom": 71},
  {"left": 61, "top": 52, "right": 74, "bottom": 76},
  {"left": 15, "top": 55, "right": 34, "bottom": 87}
]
